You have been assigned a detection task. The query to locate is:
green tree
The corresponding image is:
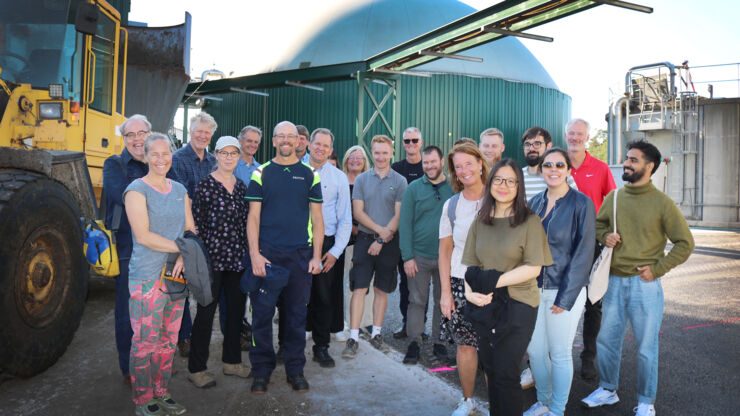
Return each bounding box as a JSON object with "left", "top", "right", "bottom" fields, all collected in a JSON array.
[{"left": 587, "top": 129, "right": 608, "bottom": 162}]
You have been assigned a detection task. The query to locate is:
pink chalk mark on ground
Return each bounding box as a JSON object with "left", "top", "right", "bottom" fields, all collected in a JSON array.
[
  {"left": 428, "top": 367, "right": 456, "bottom": 372},
  {"left": 682, "top": 317, "right": 740, "bottom": 330}
]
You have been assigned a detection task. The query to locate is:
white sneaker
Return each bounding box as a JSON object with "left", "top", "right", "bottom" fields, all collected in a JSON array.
[
  {"left": 451, "top": 397, "right": 476, "bottom": 416},
  {"left": 520, "top": 367, "right": 535, "bottom": 389},
  {"left": 332, "top": 331, "right": 348, "bottom": 342},
  {"left": 523, "top": 401, "right": 550, "bottom": 416},
  {"left": 581, "top": 387, "right": 620, "bottom": 408},
  {"left": 634, "top": 402, "right": 656, "bottom": 416},
  {"left": 306, "top": 331, "right": 312, "bottom": 340}
]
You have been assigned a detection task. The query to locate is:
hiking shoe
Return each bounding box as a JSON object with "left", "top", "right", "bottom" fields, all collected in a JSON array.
[
  {"left": 276, "top": 346, "right": 285, "bottom": 363},
  {"left": 451, "top": 397, "right": 476, "bottom": 416},
  {"left": 403, "top": 341, "right": 420, "bottom": 365},
  {"left": 223, "top": 363, "right": 250, "bottom": 378},
  {"left": 581, "top": 358, "right": 598, "bottom": 380},
  {"left": 155, "top": 394, "right": 186, "bottom": 415},
  {"left": 341, "top": 339, "right": 359, "bottom": 359},
  {"left": 433, "top": 343, "right": 448, "bottom": 362},
  {"left": 369, "top": 334, "right": 386, "bottom": 351},
  {"left": 634, "top": 402, "right": 656, "bottom": 416},
  {"left": 524, "top": 401, "right": 550, "bottom": 416},
  {"left": 582, "top": 387, "right": 620, "bottom": 408},
  {"left": 520, "top": 367, "right": 535, "bottom": 389},
  {"left": 177, "top": 339, "right": 191, "bottom": 358},
  {"left": 286, "top": 374, "right": 310, "bottom": 392},
  {"left": 393, "top": 327, "right": 407, "bottom": 339},
  {"left": 251, "top": 376, "right": 269, "bottom": 394},
  {"left": 187, "top": 371, "right": 216, "bottom": 389},
  {"left": 312, "top": 345, "right": 336, "bottom": 368},
  {"left": 332, "top": 331, "right": 348, "bottom": 342},
  {"left": 135, "top": 399, "right": 169, "bottom": 416}
]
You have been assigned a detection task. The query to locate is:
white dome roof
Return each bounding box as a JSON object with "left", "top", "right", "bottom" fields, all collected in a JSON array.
[{"left": 268, "top": 0, "right": 559, "bottom": 90}]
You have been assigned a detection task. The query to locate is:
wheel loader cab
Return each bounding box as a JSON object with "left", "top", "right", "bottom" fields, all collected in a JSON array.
[{"left": 0, "top": 0, "right": 125, "bottom": 202}]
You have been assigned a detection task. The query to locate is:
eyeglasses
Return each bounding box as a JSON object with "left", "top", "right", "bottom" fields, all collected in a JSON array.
[
  {"left": 123, "top": 130, "right": 150, "bottom": 139},
  {"left": 523, "top": 141, "right": 545, "bottom": 150},
  {"left": 219, "top": 151, "right": 240, "bottom": 158},
  {"left": 432, "top": 185, "right": 441, "bottom": 200},
  {"left": 274, "top": 134, "right": 298, "bottom": 141},
  {"left": 491, "top": 176, "right": 518, "bottom": 188},
  {"left": 542, "top": 161, "right": 567, "bottom": 169},
  {"left": 348, "top": 156, "right": 364, "bottom": 161},
  {"left": 403, "top": 138, "right": 420, "bottom": 144}
]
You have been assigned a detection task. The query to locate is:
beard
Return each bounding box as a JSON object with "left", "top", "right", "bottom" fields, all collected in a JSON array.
[
  {"left": 622, "top": 166, "right": 647, "bottom": 183},
  {"left": 425, "top": 168, "right": 441, "bottom": 181},
  {"left": 524, "top": 152, "right": 541, "bottom": 167},
  {"left": 278, "top": 147, "right": 294, "bottom": 157}
]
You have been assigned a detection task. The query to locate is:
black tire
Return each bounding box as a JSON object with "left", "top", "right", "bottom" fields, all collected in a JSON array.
[{"left": 0, "top": 171, "right": 88, "bottom": 377}]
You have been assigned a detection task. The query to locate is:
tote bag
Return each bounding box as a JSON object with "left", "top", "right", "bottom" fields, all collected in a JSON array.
[{"left": 587, "top": 189, "right": 618, "bottom": 303}]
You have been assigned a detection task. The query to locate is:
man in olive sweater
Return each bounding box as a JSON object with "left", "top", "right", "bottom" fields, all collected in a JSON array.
[{"left": 581, "top": 140, "right": 694, "bottom": 416}]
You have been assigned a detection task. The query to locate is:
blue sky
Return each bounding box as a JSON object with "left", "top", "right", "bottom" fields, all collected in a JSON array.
[{"left": 131, "top": 0, "right": 740, "bottom": 134}]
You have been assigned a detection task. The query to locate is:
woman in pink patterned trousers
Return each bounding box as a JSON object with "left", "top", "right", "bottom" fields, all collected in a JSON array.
[{"left": 124, "top": 133, "right": 195, "bottom": 416}]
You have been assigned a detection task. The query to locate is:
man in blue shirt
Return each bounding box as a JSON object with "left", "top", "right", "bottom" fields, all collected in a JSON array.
[
  {"left": 246, "top": 121, "right": 324, "bottom": 394},
  {"left": 102, "top": 114, "right": 150, "bottom": 386},
  {"left": 295, "top": 124, "right": 311, "bottom": 164},
  {"left": 168, "top": 112, "right": 218, "bottom": 357},
  {"left": 305, "top": 128, "right": 352, "bottom": 368},
  {"left": 234, "top": 125, "right": 262, "bottom": 185}
]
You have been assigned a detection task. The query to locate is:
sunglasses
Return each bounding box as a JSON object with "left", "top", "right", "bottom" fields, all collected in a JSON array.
[
  {"left": 542, "top": 161, "right": 567, "bottom": 169},
  {"left": 403, "top": 138, "right": 420, "bottom": 144}
]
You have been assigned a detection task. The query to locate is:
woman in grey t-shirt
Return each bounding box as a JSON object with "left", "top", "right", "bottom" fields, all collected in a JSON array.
[{"left": 124, "top": 133, "right": 195, "bottom": 416}]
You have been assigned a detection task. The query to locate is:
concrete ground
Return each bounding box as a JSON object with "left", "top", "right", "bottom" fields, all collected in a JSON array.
[{"left": 0, "top": 229, "right": 738, "bottom": 415}]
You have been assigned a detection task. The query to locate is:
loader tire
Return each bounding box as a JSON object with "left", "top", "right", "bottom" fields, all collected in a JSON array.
[{"left": 0, "top": 171, "right": 88, "bottom": 377}]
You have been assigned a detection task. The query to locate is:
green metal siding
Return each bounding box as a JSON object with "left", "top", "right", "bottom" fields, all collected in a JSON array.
[{"left": 201, "top": 73, "right": 570, "bottom": 166}]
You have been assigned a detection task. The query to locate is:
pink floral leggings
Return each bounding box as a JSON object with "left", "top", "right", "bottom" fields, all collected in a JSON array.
[{"left": 128, "top": 278, "right": 185, "bottom": 405}]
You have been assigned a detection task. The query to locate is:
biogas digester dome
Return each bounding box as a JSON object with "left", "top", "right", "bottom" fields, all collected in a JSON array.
[{"left": 202, "top": 0, "right": 571, "bottom": 162}]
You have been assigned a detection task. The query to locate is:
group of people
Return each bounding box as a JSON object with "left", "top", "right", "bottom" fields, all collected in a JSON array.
[{"left": 104, "top": 112, "right": 693, "bottom": 416}]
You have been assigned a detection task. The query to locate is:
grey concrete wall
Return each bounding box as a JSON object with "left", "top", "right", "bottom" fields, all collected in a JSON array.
[{"left": 701, "top": 99, "right": 740, "bottom": 226}]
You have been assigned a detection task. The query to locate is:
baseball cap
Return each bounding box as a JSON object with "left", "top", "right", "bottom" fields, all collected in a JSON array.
[{"left": 214, "top": 136, "right": 241, "bottom": 152}]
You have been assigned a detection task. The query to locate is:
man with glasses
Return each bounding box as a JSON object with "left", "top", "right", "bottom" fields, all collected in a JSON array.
[
  {"left": 305, "top": 128, "right": 352, "bottom": 368},
  {"left": 103, "top": 114, "right": 151, "bottom": 386},
  {"left": 398, "top": 146, "right": 454, "bottom": 365},
  {"left": 479, "top": 127, "right": 506, "bottom": 166},
  {"left": 391, "top": 127, "right": 425, "bottom": 339},
  {"left": 565, "top": 118, "right": 616, "bottom": 381},
  {"left": 169, "top": 112, "right": 218, "bottom": 358},
  {"left": 246, "top": 121, "right": 324, "bottom": 394},
  {"left": 521, "top": 126, "right": 578, "bottom": 202}
]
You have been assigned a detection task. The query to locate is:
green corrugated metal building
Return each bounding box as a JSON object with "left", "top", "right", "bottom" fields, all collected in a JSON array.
[{"left": 198, "top": 0, "right": 572, "bottom": 165}]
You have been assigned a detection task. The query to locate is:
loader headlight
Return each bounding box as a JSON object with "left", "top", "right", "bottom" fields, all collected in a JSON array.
[
  {"left": 48, "top": 84, "right": 64, "bottom": 98},
  {"left": 39, "top": 102, "right": 63, "bottom": 119}
]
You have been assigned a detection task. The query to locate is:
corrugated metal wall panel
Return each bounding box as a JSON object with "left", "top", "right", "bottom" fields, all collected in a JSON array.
[{"left": 201, "top": 73, "right": 571, "bottom": 166}]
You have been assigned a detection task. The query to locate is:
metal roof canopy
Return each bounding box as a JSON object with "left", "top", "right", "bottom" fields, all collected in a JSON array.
[
  {"left": 184, "top": 0, "right": 651, "bottom": 100},
  {"left": 368, "top": 0, "right": 652, "bottom": 72}
]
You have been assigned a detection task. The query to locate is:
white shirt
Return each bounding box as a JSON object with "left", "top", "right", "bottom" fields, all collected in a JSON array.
[{"left": 439, "top": 194, "right": 481, "bottom": 279}]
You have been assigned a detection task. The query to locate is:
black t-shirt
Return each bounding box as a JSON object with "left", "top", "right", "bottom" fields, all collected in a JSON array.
[{"left": 391, "top": 159, "right": 424, "bottom": 184}]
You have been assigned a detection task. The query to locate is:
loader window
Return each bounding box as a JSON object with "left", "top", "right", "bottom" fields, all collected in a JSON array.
[{"left": 89, "top": 12, "right": 116, "bottom": 114}]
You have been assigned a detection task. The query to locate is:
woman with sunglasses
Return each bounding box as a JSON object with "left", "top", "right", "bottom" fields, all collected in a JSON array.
[
  {"left": 461, "top": 158, "right": 553, "bottom": 416},
  {"left": 124, "top": 133, "right": 194, "bottom": 416},
  {"left": 187, "top": 136, "right": 251, "bottom": 389},
  {"left": 522, "top": 148, "right": 596, "bottom": 416}
]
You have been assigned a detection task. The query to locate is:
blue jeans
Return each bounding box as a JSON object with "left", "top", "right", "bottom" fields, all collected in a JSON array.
[
  {"left": 597, "top": 275, "right": 664, "bottom": 404},
  {"left": 527, "top": 288, "right": 586, "bottom": 416}
]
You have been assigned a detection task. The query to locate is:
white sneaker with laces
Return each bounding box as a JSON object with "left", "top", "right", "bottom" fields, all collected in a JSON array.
[
  {"left": 332, "top": 331, "right": 348, "bottom": 342},
  {"left": 581, "top": 387, "right": 620, "bottom": 408},
  {"left": 520, "top": 367, "right": 535, "bottom": 389},
  {"left": 634, "top": 402, "right": 656, "bottom": 416},
  {"left": 451, "top": 397, "right": 476, "bottom": 416},
  {"left": 523, "top": 401, "right": 550, "bottom": 416}
]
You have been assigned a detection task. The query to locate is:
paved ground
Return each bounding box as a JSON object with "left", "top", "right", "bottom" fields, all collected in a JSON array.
[{"left": 0, "top": 229, "right": 738, "bottom": 415}]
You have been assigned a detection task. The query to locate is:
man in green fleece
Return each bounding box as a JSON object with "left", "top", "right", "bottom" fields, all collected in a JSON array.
[
  {"left": 581, "top": 140, "right": 694, "bottom": 416},
  {"left": 399, "top": 145, "right": 454, "bottom": 365}
]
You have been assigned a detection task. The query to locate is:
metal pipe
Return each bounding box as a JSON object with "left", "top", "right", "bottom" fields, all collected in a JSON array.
[
  {"left": 615, "top": 96, "right": 629, "bottom": 164},
  {"left": 482, "top": 27, "right": 553, "bottom": 42},
  {"left": 419, "top": 50, "right": 483, "bottom": 63},
  {"left": 592, "top": 0, "right": 653, "bottom": 14},
  {"left": 608, "top": 101, "right": 616, "bottom": 164}
]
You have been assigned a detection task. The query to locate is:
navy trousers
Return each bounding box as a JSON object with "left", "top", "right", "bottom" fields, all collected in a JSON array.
[
  {"left": 249, "top": 246, "right": 312, "bottom": 378},
  {"left": 114, "top": 259, "right": 133, "bottom": 376}
]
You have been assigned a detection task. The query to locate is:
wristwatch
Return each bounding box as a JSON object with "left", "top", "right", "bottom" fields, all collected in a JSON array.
[{"left": 376, "top": 237, "right": 384, "bottom": 244}]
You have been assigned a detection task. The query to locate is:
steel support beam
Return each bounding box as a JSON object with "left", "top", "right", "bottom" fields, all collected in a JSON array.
[{"left": 356, "top": 71, "right": 401, "bottom": 154}]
